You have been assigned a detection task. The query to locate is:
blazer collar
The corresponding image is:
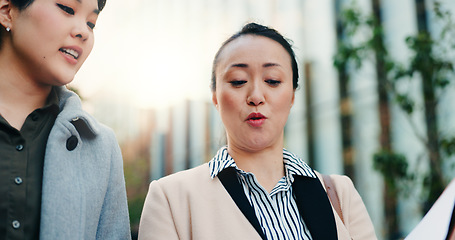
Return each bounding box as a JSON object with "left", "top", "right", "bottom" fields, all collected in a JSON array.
[
  {"left": 217, "top": 167, "right": 338, "bottom": 240},
  {"left": 218, "top": 167, "right": 267, "bottom": 240}
]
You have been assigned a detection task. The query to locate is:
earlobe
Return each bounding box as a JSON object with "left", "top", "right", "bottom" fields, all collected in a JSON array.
[
  {"left": 291, "top": 92, "right": 295, "bottom": 107},
  {"left": 212, "top": 93, "right": 219, "bottom": 109},
  {"left": 0, "top": 0, "right": 12, "bottom": 31}
]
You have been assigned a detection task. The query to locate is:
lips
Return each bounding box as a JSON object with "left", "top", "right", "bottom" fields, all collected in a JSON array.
[
  {"left": 59, "top": 47, "right": 81, "bottom": 60},
  {"left": 246, "top": 112, "right": 267, "bottom": 127}
]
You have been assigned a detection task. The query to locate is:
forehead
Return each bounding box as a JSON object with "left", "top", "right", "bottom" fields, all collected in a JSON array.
[
  {"left": 77, "top": 0, "right": 99, "bottom": 11},
  {"left": 216, "top": 35, "right": 292, "bottom": 70}
]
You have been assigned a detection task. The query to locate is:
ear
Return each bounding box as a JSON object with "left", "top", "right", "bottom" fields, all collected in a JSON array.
[
  {"left": 0, "top": 0, "right": 12, "bottom": 30},
  {"left": 212, "top": 92, "right": 219, "bottom": 110}
]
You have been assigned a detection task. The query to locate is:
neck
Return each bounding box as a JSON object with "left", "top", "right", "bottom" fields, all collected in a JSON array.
[
  {"left": 228, "top": 144, "right": 285, "bottom": 193},
  {"left": 0, "top": 48, "right": 52, "bottom": 130}
]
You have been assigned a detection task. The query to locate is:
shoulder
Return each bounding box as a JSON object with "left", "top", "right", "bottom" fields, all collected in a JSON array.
[
  {"left": 316, "top": 172, "right": 377, "bottom": 239},
  {"left": 314, "top": 172, "right": 359, "bottom": 209},
  {"left": 314, "top": 171, "right": 354, "bottom": 191},
  {"left": 144, "top": 163, "right": 223, "bottom": 208},
  {"left": 147, "top": 163, "right": 227, "bottom": 199},
  {"left": 154, "top": 163, "right": 211, "bottom": 188},
  {"left": 92, "top": 122, "right": 118, "bottom": 144},
  {"left": 328, "top": 174, "right": 355, "bottom": 190}
]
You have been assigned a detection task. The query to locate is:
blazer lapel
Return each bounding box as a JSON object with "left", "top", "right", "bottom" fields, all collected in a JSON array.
[
  {"left": 293, "top": 175, "right": 338, "bottom": 239},
  {"left": 217, "top": 167, "right": 267, "bottom": 240}
]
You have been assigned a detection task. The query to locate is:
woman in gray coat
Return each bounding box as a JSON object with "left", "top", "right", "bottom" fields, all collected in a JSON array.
[{"left": 0, "top": 0, "right": 131, "bottom": 239}]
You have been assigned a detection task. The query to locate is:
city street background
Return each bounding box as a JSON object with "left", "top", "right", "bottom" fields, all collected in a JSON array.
[{"left": 69, "top": 0, "right": 455, "bottom": 239}]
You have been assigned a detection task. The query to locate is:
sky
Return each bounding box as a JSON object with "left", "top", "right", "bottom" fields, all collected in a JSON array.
[
  {"left": 71, "top": 0, "right": 316, "bottom": 110},
  {"left": 72, "top": 0, "right": 239, "bottom": 110},
  {"left": 71, "top": 0, "right": 455, "bottom": 112}
]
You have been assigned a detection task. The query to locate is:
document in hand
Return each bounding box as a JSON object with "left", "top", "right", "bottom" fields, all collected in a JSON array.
[{"left": 405, "top": 178, "right": 455, "bottom": 240}]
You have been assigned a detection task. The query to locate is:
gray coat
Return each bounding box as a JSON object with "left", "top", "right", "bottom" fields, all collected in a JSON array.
[{"left": 39, "top": 87, "right": 131, "bottom": 239}]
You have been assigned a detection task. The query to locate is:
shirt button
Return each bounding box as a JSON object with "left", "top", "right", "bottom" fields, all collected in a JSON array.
[
  {"left": 16, "top": 145, "right": 24, "bottom": 151},
  {"left": 12, "top": 220, "right": 20, "bottom": 229},
  {"left": 14, "top": 177, "right": 23, "bottom": 185},
  {"left": 31, "top": 113, "right": 39, "bottom": 121}
]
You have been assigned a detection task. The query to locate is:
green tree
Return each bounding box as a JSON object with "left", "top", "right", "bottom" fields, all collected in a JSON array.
[{"left": 334, "top": 1, "right": 455, "bottom": 238}]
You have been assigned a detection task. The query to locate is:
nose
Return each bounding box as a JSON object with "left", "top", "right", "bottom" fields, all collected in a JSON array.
[
  {"left": 71, "top": 20, "right": 89, "bottom": 42},
  {"left": 247, "top": 82, "right": 265, "bottom": 106}
]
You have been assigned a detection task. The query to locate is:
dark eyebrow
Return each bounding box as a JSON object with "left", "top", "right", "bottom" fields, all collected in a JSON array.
[
  {"left": 229, "top": 63, "right": 281, "bottom": 68},
  {"left": 230, "top": 63, "right": 248, "bottom": 68},
  {"left": 263, "top": 63, "right": 281, "bottom": 68}
]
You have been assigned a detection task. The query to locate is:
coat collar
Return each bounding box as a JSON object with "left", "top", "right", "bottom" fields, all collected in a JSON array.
[{"left": 55, "top": 86, "right": 99, "bottom": 139}]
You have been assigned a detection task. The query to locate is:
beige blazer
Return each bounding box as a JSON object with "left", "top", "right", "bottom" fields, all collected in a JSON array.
[{"left": 138, "top": 163, "right": 377, "bottom": 240}]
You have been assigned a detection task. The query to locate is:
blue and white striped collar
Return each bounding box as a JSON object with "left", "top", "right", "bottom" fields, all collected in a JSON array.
[{"left": 209, "top": 146, "right": 316, "bottom": 180}]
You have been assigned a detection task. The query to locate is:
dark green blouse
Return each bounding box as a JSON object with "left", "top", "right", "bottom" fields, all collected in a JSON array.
[{"left": 0, "top": 90, "right": 59, "bottom": 240}]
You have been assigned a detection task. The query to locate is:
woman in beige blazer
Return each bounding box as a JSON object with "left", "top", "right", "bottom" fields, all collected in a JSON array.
[{"left": 138, "top": 23, "right": 377, "bottom": 240}]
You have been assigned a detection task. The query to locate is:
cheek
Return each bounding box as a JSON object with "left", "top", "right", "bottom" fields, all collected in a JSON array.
[
  {"left": 218, "top": 92, "right": 234, "bottom": 111},
  {"left": 80, "top": 39, "right": 95, "bottom": 62},
  {"left": 31, "top": 5, "right": 61, "bottom": 31},
  {"left": 273, "top": 92, "right": 294, "bottom": 117},
  {"left": 19, "top": 7, "right": 64, "bottom": 52},
  {"left": 217, "top": 90, "right": 241, "bottom": 118}
]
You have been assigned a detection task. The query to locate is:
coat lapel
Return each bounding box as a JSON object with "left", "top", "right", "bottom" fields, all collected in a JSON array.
[
  {"left": 293, "top": 175, "right": 338, "bottom": 239},
  {"left": 218, "top": 167, "right": 267, "bottom": 240}
]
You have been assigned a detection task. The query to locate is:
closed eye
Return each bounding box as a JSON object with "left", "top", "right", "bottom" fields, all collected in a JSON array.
[
  {"left": 229, "top": 80, "right": 247, "bottom": 87},
  {"left": 265, "top": 79, "right": 281, "bottom": 86},
  {"left": 57, "top": 3, "right": 74, "bottom": 15}
]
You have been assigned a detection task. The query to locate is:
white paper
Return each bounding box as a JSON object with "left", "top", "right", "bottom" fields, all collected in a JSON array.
[{"left": 405, "top": 178, "right": 455, "bottom": 240}]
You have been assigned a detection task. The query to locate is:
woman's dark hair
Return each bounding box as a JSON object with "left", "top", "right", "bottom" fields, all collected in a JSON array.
[
  {"left": 11, "top": 0, "right": 107, "bottom": 11},
  {"left": 211, "top": 22, "right": 299, "bottom": 91}
]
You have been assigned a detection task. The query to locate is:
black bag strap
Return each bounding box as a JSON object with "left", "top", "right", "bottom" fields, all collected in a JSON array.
[{"left": 293, "top": 175, "right": 338, "bottom": 240}]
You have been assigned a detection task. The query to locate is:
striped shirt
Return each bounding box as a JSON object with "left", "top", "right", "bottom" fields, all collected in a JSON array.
[{"left": 209, "top": 146, "right": 316, "bottom": 240}]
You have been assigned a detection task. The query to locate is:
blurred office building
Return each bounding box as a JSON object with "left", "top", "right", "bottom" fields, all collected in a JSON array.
[{"left": 75, "top": 0, "right": 455, "bottom": 238}]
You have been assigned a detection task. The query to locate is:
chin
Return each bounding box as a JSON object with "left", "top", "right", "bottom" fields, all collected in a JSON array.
[
  {"left": 51, "top": 76, "right": 75, "bottom": 87},
  {"left": 243, "top": 141, "right": 271, "bottom": 151}
]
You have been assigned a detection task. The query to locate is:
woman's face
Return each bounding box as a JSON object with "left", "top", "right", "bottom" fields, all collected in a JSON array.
[
  {"left": 6, "top": 0, "right": 99, "bottom": 86},
  {"left": 213, "top": 35, "right": 295, "bottom": 152}
]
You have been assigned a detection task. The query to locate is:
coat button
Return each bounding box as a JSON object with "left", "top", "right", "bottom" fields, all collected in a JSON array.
[
  {"left": 31, "top": 113, "right": 39, "bottom": 121},
  {"left": 66, "top": 136, "right": 78, "bottom": 151}
]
